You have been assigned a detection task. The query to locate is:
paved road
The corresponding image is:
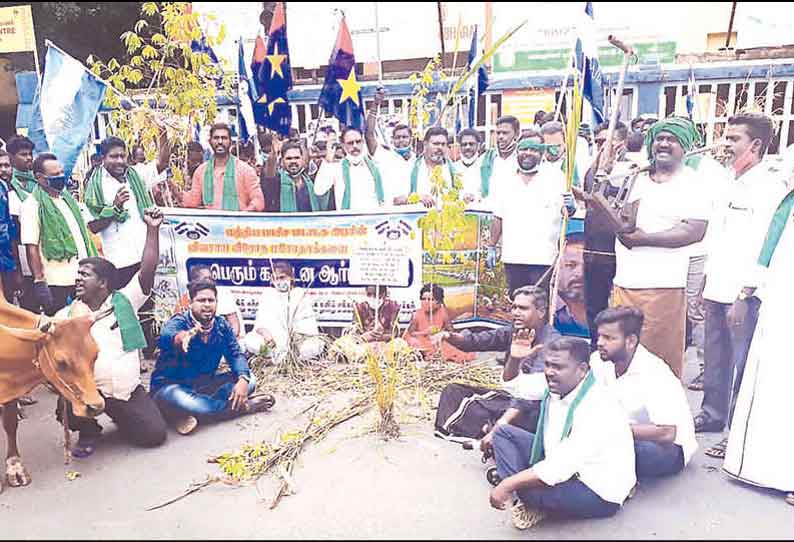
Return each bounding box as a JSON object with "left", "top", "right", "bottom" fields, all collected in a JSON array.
[{"left": 0, "top": 349, "right": 791, "bottom": 539}]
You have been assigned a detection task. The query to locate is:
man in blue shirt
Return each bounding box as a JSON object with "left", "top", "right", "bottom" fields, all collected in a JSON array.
[
  {"left": 151, "top": 278, "right": 274, "bottom": 435},
  {"left": 0, "top": 150, "right": 22, "bottom": 301}
]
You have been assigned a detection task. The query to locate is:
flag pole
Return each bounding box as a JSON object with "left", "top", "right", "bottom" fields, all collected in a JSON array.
[
  {"left": 374, "top": 2, "right": 383, "bottom": 83},
  {"left": 596, "top": 35, "right": 633, "bottom": 176}
]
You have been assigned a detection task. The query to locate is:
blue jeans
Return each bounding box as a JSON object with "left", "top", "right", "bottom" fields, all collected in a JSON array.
[
  {"left": 151, "top": 373, "right": 257, "bottom": 422},
  {"left": 492, "top": 425, "right": 620, "bottom": 519},
  {"left": 634, "top": 440, "right": 684, "bottom": 479}
]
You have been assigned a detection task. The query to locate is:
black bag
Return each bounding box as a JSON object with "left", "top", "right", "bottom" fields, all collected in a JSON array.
[
  {"left": 435, "top": 383, "right": 541, "bottom": 439},
  {"left": 434, "top": 383, "right": 514, "bottom": 438}
]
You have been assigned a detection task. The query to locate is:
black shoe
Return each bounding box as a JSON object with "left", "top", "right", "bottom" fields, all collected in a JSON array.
[{"left": 693, "top": 412, "right": 724, "bottom": 433}]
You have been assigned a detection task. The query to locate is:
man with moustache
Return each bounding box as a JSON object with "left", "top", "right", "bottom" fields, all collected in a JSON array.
[
  {"left": 392, "top": 127, "right": 457, "bottom": 209},
  {"left": 182, "top": 123, "right": 265, "bottom": 211},
  {"left": 478, "top": 116, "right": 521, "bottom": 204},
  {"left": 265, "top": 138, "right": 329, "bottom": 212}
]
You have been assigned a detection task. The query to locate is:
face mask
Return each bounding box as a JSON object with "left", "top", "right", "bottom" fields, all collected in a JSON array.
[
  {"left": 366, "top": 297, "right": 382, "bottom": 310},
  {"left": 274, "top": 280, "right": 291, "bottom": 293},
  {"left": 461, "top": 154, "right": 478, "bottom": 166},
  {"left": 500, "top": 137, "right": 518, "bottom": 154},
  {"left": 732, "top": 143, "right": 757, "bottom": 176},
  {"left": 46, "top": 175, "right": 67, "bottom": 192},
  {"left": 395, "top": 146, "right": 412, "bottom": 159},
  {"left": 347, "top": 154, "right": 364, "bottom": 166}
]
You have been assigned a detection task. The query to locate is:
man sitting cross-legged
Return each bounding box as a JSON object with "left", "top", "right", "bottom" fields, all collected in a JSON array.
[
  {"left": 56, "top": 208, "right": 167, "bottom": 457},
  {"left": 151, "top": 279, "right": 275, "bottom": 435},
  {"left": 491, "top": 337, "right": 636, "bottom": 530},
  {"left": 590, "top": 306, "right": 697, "bottom": 479}
]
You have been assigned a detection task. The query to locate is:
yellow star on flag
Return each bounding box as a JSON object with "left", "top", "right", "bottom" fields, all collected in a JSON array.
[
  {"left": 257, "top": 93, "right": 267, "bottom": 104},
  {"left": 265, "top": 43, "right": 287, "bottom": 79},
  {"left": 338, "top": 67, "right": 361, "bottom": 106},
  {"left": 268, "top": 97, "right": 286, "bottom": 115}
]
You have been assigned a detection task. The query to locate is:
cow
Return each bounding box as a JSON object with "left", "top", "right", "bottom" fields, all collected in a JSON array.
[{"left": 0, "top": 297, "right": 106, "bottom": 495}]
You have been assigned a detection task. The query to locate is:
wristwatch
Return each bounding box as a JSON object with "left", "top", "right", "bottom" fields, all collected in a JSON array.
[{"left": 238, "top": 374, "right": 251, "bottom": 383}]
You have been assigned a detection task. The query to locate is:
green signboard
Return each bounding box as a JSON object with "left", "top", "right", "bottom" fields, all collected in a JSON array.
[{"left": 494, "top": 41, "right": 677, "bottom": 72}]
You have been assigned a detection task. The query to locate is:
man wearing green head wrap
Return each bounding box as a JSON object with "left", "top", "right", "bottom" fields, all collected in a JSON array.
[
  {"left": 489, "top": 134, "right": 571, "bottom": 296},
  {"left": 610, "top": 116, "right": 711, "bottom": 380}
]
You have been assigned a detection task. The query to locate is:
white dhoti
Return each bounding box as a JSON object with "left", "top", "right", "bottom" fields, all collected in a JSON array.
[{"left": 723, "top": 198, "right": 794, "bottom": 492}]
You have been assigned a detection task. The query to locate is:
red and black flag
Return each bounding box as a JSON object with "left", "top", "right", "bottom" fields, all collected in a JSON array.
[{"left": 318, "top": 16, "right": 364, "bottom": 132}]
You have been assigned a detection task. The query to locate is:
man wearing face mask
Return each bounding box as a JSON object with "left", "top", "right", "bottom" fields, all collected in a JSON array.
[
  {"left": 693, "top": 113, "right": 789, "bottom": 444},
  {"left": 610, "top": 117, "right": 711, "bottom": 379},
  {"left": 489, "top": 136, "right": 569, "bottom": 296},
  {"left": 264, "top": 138, "right": 329, "bottom": 213},
  {"left": 541, "top": 121, "right": 591, "bottom": 189},
  {"left": 393, "top": 127, "right": 456, "bottom": 209},
  {"left": 84, "top": 133, "right": 172, "bottom": 289},
  {"left": 454, "top": 128, "right": 487, "bottom": 206},
  {"left": 479, "top": 116, "right": 521, "bottom": 203},
  {"left": 391, "top": 124, "right": 414, "bottom": 162},
  {"left": 243, "top": 261, "right": 324, "bottom": 362},
  {"left": 20, "top": 153, "right": 97, "bottom": 315}
]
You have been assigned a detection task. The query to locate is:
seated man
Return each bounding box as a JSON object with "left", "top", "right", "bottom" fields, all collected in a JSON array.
[
  {"left": 591, "top": 306, "right": 697, "bottom": 479},
  {"left": 56, "top": 208, "right": 167, "bottom": 457},
  {"left": 151, "top": 279, "right": 274, "bottom": 435},
  {"left": 491, "top": 337, "right": 636, "bottom": 529},
  {"left": 353, "top": 285, "right": 401, "bottom": 343},
  {"left": 242, "top": 261, "right": 324, "bottom": 362},
  {"left": 432, "top": 286, "right": 560, "bottom": 438}
]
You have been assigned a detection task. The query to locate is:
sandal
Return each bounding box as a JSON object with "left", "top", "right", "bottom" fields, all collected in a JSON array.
[
  {"left": 785, "top": 493, "right": 794, "bottom": 506},
  {"left": 705, "top": 437, "right": 728, "bottom": 459},
  {"left": 71, "top": 436, "right": 98, "bottom": 458},
  {"left": 687, "top": 371, "right": 704, "bottom": 391}
]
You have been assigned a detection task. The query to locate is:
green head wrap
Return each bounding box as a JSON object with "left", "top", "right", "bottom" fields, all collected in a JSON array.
[
  {"left": 644, "top": 117, "right": 702, "bottom": 159},
  {"left": 517, "top": 139, "right": 559, "bottom": 153}
]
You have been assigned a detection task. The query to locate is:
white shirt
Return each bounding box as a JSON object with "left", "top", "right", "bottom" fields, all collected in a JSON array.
[
  {"left": 399, "top": 157, "right": 458, "bottom": 201},
  {"left": 613, "top": 167, "right": 711, "bottom": 289},
  {"left": 216, "top": 286, "right": 244, "bottom": 338},
  {"left": 93, "top": 163, "right": 161, "bottom": 269},
  {"left": 252, "top": 287, "right": 319, "bottom": 351},
  {"left": 7, "top": 188, "right": 30, "bottom": 276},
  {"left": 493, "top": 163, "right": 565, "bottom": 266},
  {"left": 314, "top": 155, "right": 394, "bottom": 212},
  {"left": 56, "top": 274, "right": 148, "bottom": 401},
  {"left": 686, "top": 156, "right": 732, "bottom": 257},
  {"left": 504, "top": 373, "right": 636, "bottom": 505},
  {"left": 20, "top": 193, "right": 92, "bottom": 286},
  {"left": 703, "top": 163, "right": 790, "bottom": 304},
  {"left": 589, "top": 345, "right": 698, "bottom": 466}
]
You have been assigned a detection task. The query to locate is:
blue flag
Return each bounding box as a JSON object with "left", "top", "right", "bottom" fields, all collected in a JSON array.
[
  {"left": 466, "top": 26, "right": 489, "bottom": 128},
  {"left": 250, "top": 34, "right": 269, "bottom": 126},
  {"left": 237, "top": 38, "right": 258, "bottom": 143},
  {"left": 686, "top": 67, "right": 696, "bottom": 119},
  {"left": 254, "top": 2, "right": 293, "bottom": 136},
  {"left": 318, "top": 17, "right": 364, "bottom": 132},
  {"left": 575, "top": 2, "right": 605, "bottom": 124},
  {"left": 28, "top": 43, "right": 107, "bottom": 179}
]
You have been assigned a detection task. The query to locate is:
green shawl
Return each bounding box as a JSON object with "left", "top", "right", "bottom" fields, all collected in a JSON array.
[
  {"left": 69, "top": 291, "right": 146, "bottom": 352},
  {"left": 279, "top": 170, "right": 327, "bottom": 212},
  {"left": 11, "top": 169, "right": 37, "bottom": 201},
  {"left": 529, "top": 370, "right": 596, "bottom": 466},
  {"left": 409, "top": 158, "right": 457, "bottom": 194},
  {"left": 341, "top": 155, "right": 385, "bottom": 210},
  {"left": 758, "top": 189, "right": 794, "bottom": 268},
  {"left": 84, "top": 166, "right": 153, "bottom": 222},
  {"left": 203, "top": 155, "right": 239, "bottom": 210},
  {"left": 479, "top": 149, "right": 496, "bottom": 199},
  {"left": 33, "top": 186, "right": 97, "bottom": 262}
]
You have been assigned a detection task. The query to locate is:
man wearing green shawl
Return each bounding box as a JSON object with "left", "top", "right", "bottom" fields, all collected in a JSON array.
[
  {"left": 19, "top": 153, "right": 97, "bottom": 315},
  {"left": 392, "top": 127, "right": 457, "bottom": 208},
  {"left": 489, "top": 337, "right": 636, "bottom": 529},
  {"left": 84, "top": 134, "right": 172, "bottom": 288},
  {"left": 489, "top": 134, "right": 570, "bottom": 296},
  {"left": 610, "top": 116, "right": 711, "bottom": 379},
  {"left": 264, "top": 138, "right": 328, "bottom": 212},
  {"left": 55, "top": 208, "right": 167, "bottom": 458},
  {"left": 475, "top": 116, "right": 521, "bottom": 206},
  {"left": 183, "top": 123, "right": 264, "bottom": 212}
]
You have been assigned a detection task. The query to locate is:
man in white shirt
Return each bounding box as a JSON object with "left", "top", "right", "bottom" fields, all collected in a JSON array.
[
  {"left": 490, "top": 337, "right": 635, "bottom": 529},
  {"left": 478, "top": 116, "right": 521, "bottom": 205},
  {"left": 85, "top": 134, "right": 172, "bottom": 289},
  {"left": 591, "top": 306, "right": 697, "bottom": 478},
  {"left": 392, "top": 127, "right": 456, "bottom": 209},
  {"left": 610, "top": 117, "right": 711, "bottom": 378},
  {"left": 56, "top": 207, "right": 166, "bottom": 457},
  {"left": 694, "top": 113, "right": 790, "bottom": 441},
  {"left": 489, "top": 136, "right": 568, "bottom": 296},
  {"left": 20, "top": 153, "right": 97, "bottom": 315},
  {"left": 243, "top": 261, "right": 324, "bottom": 362},
  {"left": 454, "top": 128, "right": 485, "bottom": 206}
]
